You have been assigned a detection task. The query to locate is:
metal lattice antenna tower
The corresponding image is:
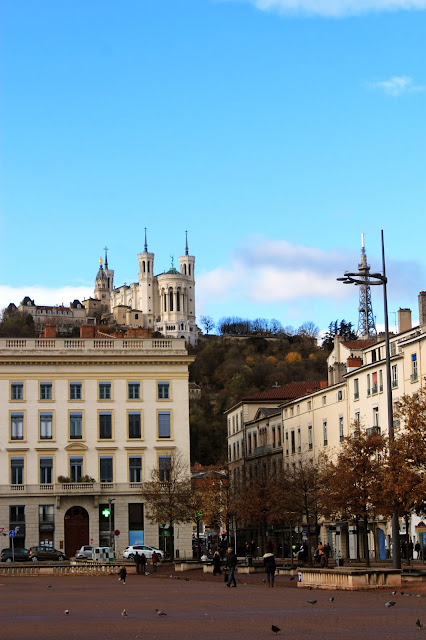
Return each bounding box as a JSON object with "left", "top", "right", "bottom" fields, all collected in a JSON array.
[{"left": 357, "top": 233, "right": 377, "bottom": 338}]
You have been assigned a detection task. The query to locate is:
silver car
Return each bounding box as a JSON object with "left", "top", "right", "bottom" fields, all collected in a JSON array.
[{"left": 75, "top": 545, "right": 93, "bottom": 559}]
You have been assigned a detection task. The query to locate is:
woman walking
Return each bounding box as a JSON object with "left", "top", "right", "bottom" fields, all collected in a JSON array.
[{"left": 263, "top": 552, "right": 276, "bottom": 588}]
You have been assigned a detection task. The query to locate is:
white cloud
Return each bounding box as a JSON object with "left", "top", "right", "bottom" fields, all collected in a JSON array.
[
  {"left": 223, "top": 0, "right": 426, "bottom": 17},
  {"left": 0, "top": 285, "right": 93, "bottom": 313},
  {"left": 197, "top": 238, "right": 352, "bottom": 308},
  {"left": 369, "top": 76, "right": 426, "bottom": 96}
]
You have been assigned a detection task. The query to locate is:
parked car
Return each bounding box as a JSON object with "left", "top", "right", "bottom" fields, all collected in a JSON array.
[
  {"left": 75, "top": 545, "right": 93, "bottom": 559},
  {"left": 28, "top": 546, "right": 67, "bottom": 561},
  {"left": 122, "top": 545, "right": 162, "bottom": 560},
  {"left": 0, "top": 547, "right": 30, "bottom": 562}
]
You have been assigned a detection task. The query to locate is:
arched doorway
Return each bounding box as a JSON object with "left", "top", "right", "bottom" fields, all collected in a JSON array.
[{"left": 64, "top": 506, "right": 89, "bottom": 559}]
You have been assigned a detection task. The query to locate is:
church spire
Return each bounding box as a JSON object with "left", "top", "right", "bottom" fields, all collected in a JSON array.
[
  {"left": 185, "top": 230, "right": 188, "bottom": 256},
  {"left": 104, "top": 246, "right": 109, "bottom": 270},
  {"left": 144, "top": 228, "right": 148, "bottom": 253}
]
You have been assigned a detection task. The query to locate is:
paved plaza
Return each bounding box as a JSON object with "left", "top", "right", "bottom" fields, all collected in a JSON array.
[{"left": 1, "top": 568, "right": 425, "bottom": 640}]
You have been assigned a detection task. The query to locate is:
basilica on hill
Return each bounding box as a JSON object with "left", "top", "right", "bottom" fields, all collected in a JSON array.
[{"left": 84, "top": 230, "right": 199, "bottom": 345}]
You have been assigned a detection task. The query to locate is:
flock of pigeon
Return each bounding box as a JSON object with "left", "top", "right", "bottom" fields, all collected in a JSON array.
[
  {"left": 45, "top": 581, "right": 424, "bottom": 632},
  {"left": 268, "top": 588, "right": 425, "bottom": 634}
]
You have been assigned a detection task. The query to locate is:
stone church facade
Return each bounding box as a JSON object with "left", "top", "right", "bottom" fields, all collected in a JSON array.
[{"left": 86, "top": 232, "right": 199, "bottom": 345}]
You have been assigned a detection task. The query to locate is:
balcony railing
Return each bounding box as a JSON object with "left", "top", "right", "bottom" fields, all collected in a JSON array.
[
  {"left": 366, "top": 426, "right": 381, "bottom": 436},
  {"left": 0, "top": 337, "right": 187, "bottom": 354},
  {"left": 0, "top": 482, "right": 146, "bottom": 496},
  {"left": 371, "top": 384, "right": 378, "bottom": 394},
  {"left": 253, "top": 444, "right": 272, "bottom": 456},
  {"left": 411, "top": 372, "right": 418, "bottom": 382},
  {"left": 392, "top": 379, "right": 398, "bottom": 388}
]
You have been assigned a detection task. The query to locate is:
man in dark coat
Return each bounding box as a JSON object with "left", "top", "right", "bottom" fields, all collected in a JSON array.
[
  {"left": 140, "top": 553, "right": 147, "bottom": 574},
  {"left": 212, "top": 550, "right": 222, "bottom": 575},
  {"left": 225, "top": 547, "right": 238, "bottom": 587}
]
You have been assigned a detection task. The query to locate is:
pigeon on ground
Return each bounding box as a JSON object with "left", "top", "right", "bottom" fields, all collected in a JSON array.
[
  {"left": 329, "top": 597, "right": 334, "bottom": 602},
  {"left": 307, "top": 600, "right": 317, "bottom": 605},
  {"left": 390, "top": 591, "right": 396, "bottom": 596},
  {"left": 64, "top": 610, "right": 69, "bottom": 615},
  {"left": 271, "top": 625, "right": 280, "bottom": 634},
  {"left": 262, "top": 579, "right": 266, "bottom": 583},
  {"left": 416, "top": 619, "right": 424, "bottom": 629},
  {"left": 145, "top": 572, "right": 150, "bottom": 576},
  {"left": 185, "top": 578, "right": 190, "bottom": 582},
  {"left": 290, "top": 576, "right": 295, "bottom": 581},
  {"left": 46, "top": 584, "right": 52, "bottom": 588},
  {"left": 155, "top": 609, "right": 167, "bottom": 616},
  {"left": 401, "top": 592, "right": 405, "bottom": 595},
  {"left": 122, "top": 609, "right": 128, "bottom": 618},
  {"left": 385, "top": 601, "right": 396, "bottom": 607}
]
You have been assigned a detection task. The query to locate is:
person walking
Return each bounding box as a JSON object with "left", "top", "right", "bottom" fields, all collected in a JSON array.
[
  {"left": 250, "top": 539, "right": 257, "bottom": 560},
  {"left": 140, "top": 552, "right": 147, "bottom": 574},
  {"left": 415, "top": 541, "right": 421, "bottom": 559},
  {"left": 263, "top": 552, "right": 276, "bottom": 587},
  {"left": 316, "top": 541, "right": 328, "bottom": 568},
  {"left": 151, "top": 551, "right": 159, "bottom": 572},
  {"left": 225, "top": 547, "right": 238, "bottom": 588},
  {"left": 118, "top": 566, "right": 127, "bottom": 584},
  {"left": 212, "top": 550, "right": 222, "bottom": 576},
  {"left": 134, "top": 553, "right": 141, "bottom": 574}
]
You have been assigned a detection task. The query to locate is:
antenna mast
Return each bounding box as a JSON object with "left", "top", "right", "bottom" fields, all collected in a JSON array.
[{"left": 357, "top": 233, "right": 377, "bottom": 338}]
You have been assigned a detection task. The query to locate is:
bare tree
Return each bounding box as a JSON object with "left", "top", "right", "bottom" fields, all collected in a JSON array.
[
  {"left": 141, "top": 450, "right": 192, "bottom": 559},
  {"left": 297, "top": 321, "right": 319, "bottom": 338},
  {"left": 200, "top": 315, "right": 215, "bottom": 335}
]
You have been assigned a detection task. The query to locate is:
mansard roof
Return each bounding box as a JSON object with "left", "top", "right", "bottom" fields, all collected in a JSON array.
[
  {"left": 340, "top": 339, "right": 376, "bottom": 350},
  {"left": 243, "top": 381, "right": 323, "bottom": 402}
]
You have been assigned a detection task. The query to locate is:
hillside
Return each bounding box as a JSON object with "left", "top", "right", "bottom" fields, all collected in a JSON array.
[{"left": 188, "top": 333, "right": 329, "bottom": 465}]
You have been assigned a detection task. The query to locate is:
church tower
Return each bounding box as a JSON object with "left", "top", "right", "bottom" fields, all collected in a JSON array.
[
  {"left": 103, "top": 246, "right": 114, "bottom": 293},
  {"left": 137, "top": 228, "right": 155, "bottom": 321},
  {"left": 178, "top": 231, "right": 196, "bottom": 322},
  {"left": 94, "top": 249, "right": 113, "bottom": 316}
]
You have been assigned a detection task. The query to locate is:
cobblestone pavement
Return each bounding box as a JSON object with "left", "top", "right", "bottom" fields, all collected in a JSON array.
[{"left": 1, "top": 566, "right": 425, "bottom": 640}]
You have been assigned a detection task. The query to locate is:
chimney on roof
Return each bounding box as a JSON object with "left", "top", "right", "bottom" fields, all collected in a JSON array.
[
  {"left": 80, "top": 325, "right": 95, "bottom": 338},
  {"left": 320, "top": 380, "right": 328, "bottom": 389},
  {"left": 43, "top": 325, "right": 56, "bottom": 339},
  {"left": 419, "top": 292, "right": 426, "bottom": 327},
  {"left": 347, "top": 356, "right": 362, "bottom": 372},
  {"left": 398, "top": 308, "right": 412, "bottom": 334}
]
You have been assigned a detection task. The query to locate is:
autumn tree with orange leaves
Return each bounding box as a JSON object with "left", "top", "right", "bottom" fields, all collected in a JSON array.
[
  {"left": 321, "top": 429, "right": 386, "bottom": 567},
  {"left": 375, "top": 386, "right": 426, "bottom": 563}
]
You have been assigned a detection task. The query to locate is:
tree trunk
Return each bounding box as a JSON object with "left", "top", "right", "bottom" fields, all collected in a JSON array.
[
  {"left": 363, "top": 514, "right": 370, "bottom": 568},
  {"left": 355, "top": 516, "right": 360, "bottom": 562},
  {"left": 196, "top": 517, "right": 201, "bottom": 560},
  {"left": 405, "top": 515, "right": 410, "bottom": 566}
]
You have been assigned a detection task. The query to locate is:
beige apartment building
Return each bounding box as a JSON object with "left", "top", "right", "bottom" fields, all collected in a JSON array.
[
  {"left": 226, "top": 294, "right": 426, "bottom": 558},
  {"left": 0, "top": 334, "right": 194, "bottom": 559}
]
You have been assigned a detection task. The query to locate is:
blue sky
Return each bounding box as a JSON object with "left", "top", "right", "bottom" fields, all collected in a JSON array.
[{"left": 1, "top": 0, "right": 425, "bottom": 334}]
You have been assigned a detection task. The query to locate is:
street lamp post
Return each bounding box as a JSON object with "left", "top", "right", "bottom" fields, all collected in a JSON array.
[
  {"left": 108, "top": 497, "right": 115, "bottom": 552},
  {"left": 337, "top": 230, "right": 401, "bottom": 570}
]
